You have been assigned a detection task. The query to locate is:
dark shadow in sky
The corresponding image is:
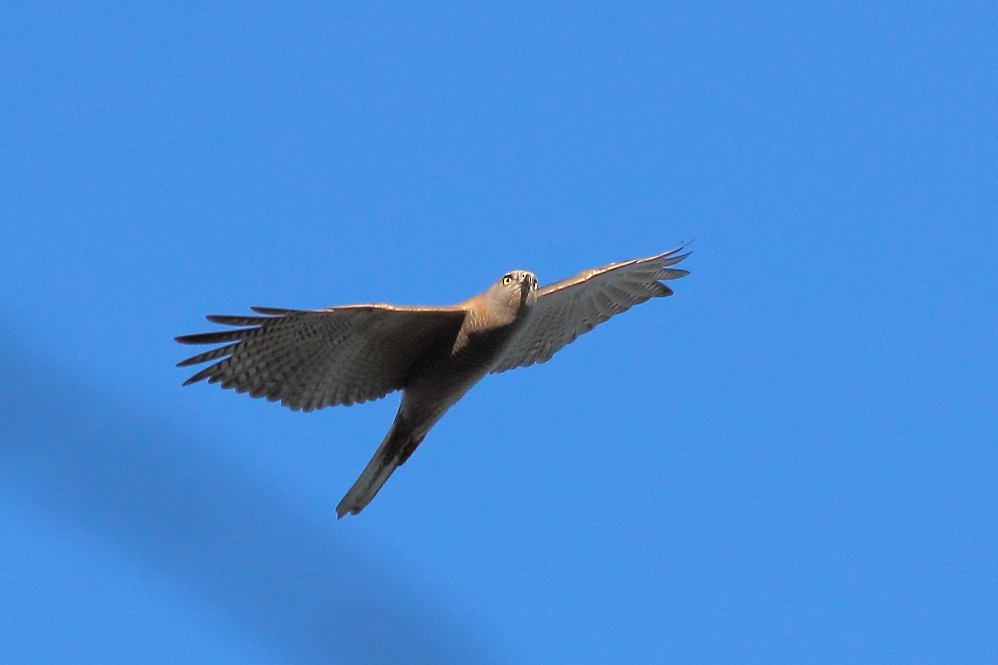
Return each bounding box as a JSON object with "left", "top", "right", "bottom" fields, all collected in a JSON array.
[{"left": 0, "top": 332, "right": 495, "bottom": 664}]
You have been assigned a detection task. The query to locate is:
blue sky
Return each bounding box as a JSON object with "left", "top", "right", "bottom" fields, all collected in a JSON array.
[{"left": 2, "top": 3, "right": 995, "bottom": 663}]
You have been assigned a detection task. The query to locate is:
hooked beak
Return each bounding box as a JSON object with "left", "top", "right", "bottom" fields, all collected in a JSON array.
[{"left": 520, "top": 274, "right": 538, "bottom": 305}]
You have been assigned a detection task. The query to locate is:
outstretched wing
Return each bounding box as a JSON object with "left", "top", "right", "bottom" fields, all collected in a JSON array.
[
  {"left": 491, "top": 245, "right": 690, "bottom": 373},
  {"left": 176, "top": 304, "right": 467, "bottom": 411}
]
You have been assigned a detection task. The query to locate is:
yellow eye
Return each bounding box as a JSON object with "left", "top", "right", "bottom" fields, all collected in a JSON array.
[{"left": 501, "top": 274, "right": 513, "bottom": 286}]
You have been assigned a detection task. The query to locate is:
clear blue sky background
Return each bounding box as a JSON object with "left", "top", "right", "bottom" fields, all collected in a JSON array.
[{"left": 2, "top": 3, "right": 995, "bottom": 664}]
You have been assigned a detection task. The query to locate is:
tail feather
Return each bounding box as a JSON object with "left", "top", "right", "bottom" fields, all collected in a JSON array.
[{"left": 336, "top": 417, "right": 422, "bottom": 518}]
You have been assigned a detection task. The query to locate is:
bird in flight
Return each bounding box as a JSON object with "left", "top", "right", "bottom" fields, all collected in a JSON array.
[{"left": 176, "top": 246, "right": 691, "bottom": 517}]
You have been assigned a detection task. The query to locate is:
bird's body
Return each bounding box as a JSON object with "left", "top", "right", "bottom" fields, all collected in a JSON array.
[
  {"left": 335, "top": 275, "right": 538, "bottom": 515},
  {"left": 177, "top": 247, "right": 689, "bottom": 517}
]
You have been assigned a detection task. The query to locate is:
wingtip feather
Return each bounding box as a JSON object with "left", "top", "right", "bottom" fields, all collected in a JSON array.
[
  {"left": 658, "top": 268, "right": 690, "bottom": 280},
  {"left": 250, "top": 306, "right": 302, "bottom": 315},
  {"left": 205, "top": 314, "right": 267, "bottom": 325}
]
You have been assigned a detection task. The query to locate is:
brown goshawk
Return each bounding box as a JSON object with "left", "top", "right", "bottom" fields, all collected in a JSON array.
[{"left": 176, "top": 246, "right": 690, "bottom": 517}]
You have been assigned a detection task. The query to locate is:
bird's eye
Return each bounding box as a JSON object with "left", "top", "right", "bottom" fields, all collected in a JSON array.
[{"left": 501, "top": 274, "right": 513, "bottom": 286}]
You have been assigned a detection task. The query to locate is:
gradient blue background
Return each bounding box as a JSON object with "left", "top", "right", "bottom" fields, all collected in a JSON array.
[{"left": 2, "top": 3, "right": 995, "bottom": 663}]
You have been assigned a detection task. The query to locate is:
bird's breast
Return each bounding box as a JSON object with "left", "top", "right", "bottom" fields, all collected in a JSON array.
[{"left": 406, "top": 314, "right": 520, "bottom": 395}]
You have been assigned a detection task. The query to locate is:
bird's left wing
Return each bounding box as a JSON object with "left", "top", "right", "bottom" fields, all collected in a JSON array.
[
  {"left": 491, "top": 245, "right": 690, "bottom": 373},
  {"left": 176, "top": 304, "right": 467, "bottom": 411}
]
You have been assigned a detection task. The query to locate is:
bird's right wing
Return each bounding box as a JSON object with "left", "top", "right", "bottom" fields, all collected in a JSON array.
[
  {"left": 491, "top": 245, "right": 690, "bottom": 373},
  {"left": 176, "top": 304, "right": 467, "bottom": 411}
]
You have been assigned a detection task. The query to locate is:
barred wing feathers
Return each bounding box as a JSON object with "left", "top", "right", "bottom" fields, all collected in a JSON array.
[
  {"left": 491, "top": 246, "right": 690, "bottom": 373},
  {"left": 176, "top": 304, "right": 466, "bottom": 411}
]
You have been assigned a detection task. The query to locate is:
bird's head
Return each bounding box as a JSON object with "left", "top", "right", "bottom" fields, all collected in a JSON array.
[{"left": 485, "top": 269, "right": 538, "bottom": 314}]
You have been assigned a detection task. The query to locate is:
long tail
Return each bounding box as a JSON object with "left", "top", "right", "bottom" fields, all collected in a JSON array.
[{"left": 336, "top": 412, "right": 423, "bottom": 518}]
